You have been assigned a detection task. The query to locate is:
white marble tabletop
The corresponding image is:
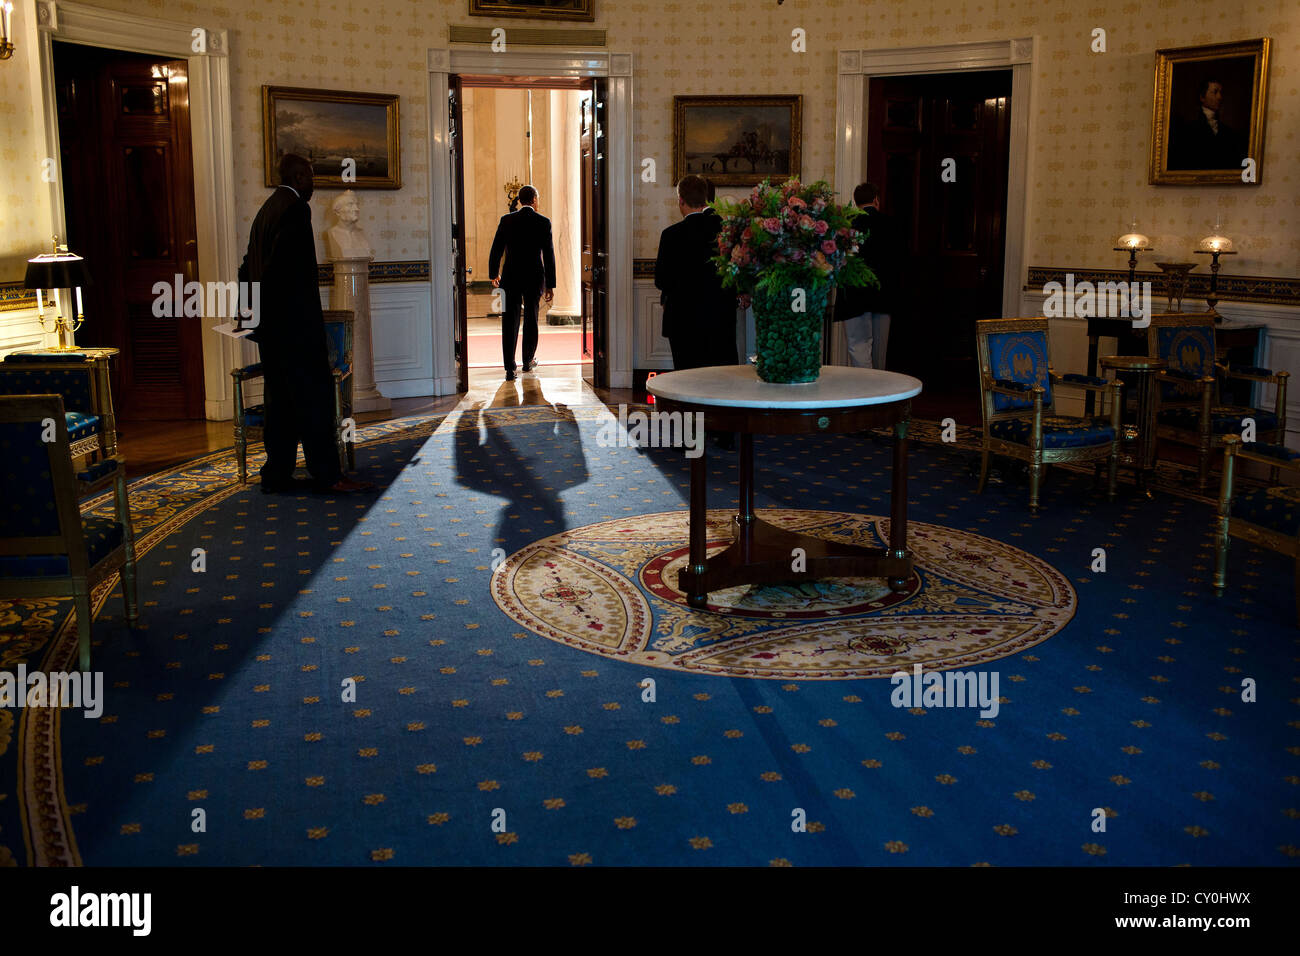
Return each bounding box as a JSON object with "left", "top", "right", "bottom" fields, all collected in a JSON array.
[{"left": 646, "top": 365, "right": 923, "bottom": 409}]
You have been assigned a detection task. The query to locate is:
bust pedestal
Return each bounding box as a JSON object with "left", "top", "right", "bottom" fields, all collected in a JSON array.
[{"left": 331, "top": 257, "right": 389, "bottom": 413}]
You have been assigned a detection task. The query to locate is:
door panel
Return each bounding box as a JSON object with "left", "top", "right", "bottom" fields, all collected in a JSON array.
[
  {"left": 580, "top": 78, "right": 609, "bottom": 389},
  {"left": 868, "top": 70, "right": 1011, "bottom": 382},
  {"left": 449, "top": 77, "right": 469, "bottom": 392},
  {"left": 54, "top": 44, "right": 203, "bottom": 420}
]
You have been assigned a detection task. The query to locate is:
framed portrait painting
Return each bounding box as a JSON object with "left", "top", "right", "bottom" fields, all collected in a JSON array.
[
  {"left": 1149, "top": 38, "right": 1270, "bottom": 185},
  {"left": 672, "top": 95, "right": 802, "bottom": 187},
  {"left": 468, "top": 0, "right": 594, "bottom": 21},
  {"left": 262, "top": 86, "right": 402, "bottom": 189}
]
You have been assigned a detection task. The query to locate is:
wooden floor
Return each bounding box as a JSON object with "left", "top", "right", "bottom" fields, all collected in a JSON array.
[{"left": 117, "top": 364, "right": 635, "bottom": 479}]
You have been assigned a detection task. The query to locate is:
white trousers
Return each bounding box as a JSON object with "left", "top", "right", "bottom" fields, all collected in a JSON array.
[{"left": 843, "top": 313, "right": 891, "bottom": 369}]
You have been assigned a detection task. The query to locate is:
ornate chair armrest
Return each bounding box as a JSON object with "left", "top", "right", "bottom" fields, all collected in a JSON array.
[
  {"left": 989, "top": 379, "right": 1043, "bottom": 399},
  {"left": 332, "top": 364, "right": 353, "bottom": 382},
  {"left": 232, "top": 363, "right": 265, "bottom": 382},
  {"left": 1053, "top": 372, "right": 1112, "bottom": 392},
  {"left": 1220, "top": 363, "right": 1290, "bottom": 385}
]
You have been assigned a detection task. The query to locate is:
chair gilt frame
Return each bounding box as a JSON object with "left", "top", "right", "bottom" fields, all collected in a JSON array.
[
  {"left": 232, "top": 310, "right": 356, "bottom": 484},
  {"left": 975, "top": 317, "right": 1123, "bottom": 510},
  {"left": 1215, "top": 435, "right": 1300, "bottom": 624},
  {"left": 1146, "top": 311, "right": 1288, "bottom": 490},
  {"left": 0, "top": 395, "right": 139, "bottom": 670}
]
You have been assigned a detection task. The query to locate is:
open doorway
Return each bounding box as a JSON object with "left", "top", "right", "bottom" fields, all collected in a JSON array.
[
  {"left": 52, "top": 41, "right": 205, "bottom": 421},
  {"left": 449, "top": 74, "right": 608, "bottom": 392},
  {"left": 867, "top": 69, "right": 1011, "bottom": 421}
]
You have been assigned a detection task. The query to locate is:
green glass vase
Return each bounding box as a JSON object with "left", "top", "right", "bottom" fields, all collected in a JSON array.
[{"left": 751, "top": 278, "right": 828, "bottom": 383}]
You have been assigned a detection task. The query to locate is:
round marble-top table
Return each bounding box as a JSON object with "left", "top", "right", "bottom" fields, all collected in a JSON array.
[{"left": 647, "top": 365, "right": 923, "bottom": 608}]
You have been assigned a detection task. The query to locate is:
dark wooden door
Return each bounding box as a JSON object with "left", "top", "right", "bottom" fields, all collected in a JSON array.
[
  {"left": 868, "top": 70, "right": 1011, "bottom": 384},
  {"left": 54, "top": 42, "right": 203, "bottom": 420},
  {"left": 449, "top": 76, "right": 470, "bottom": 392},
  {"left": 580, "top": 78, "right": 609, "bottom": 389}
]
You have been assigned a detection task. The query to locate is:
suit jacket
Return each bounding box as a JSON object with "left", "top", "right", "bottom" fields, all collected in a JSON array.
[
  {"left": 488, "top": 206, "right": 557, "bottom": 294},
  {"left": 1168, "top": 110, "right": 1247, "bottom": 171},
  {"left": 654, "top": 208, "right": 735, "bottom": 340},
  {"left": 835, "top": 206, "right": 901, "bottom": 320},
  {"left": 237, "top": 185, "right": 325, "bottom": 358}
]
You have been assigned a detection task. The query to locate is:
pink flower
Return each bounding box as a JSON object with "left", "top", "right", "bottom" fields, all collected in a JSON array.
[
  {"left": 821, "top": 239, "right": 838, "bottom": 255},
  {"left": 762, "top": 217, "right": 781, "bottom": 232},
  {"left": 788, "top": 196, "right": 807, "bottom": 209},
  {"left": 791, "top": 249, "right": 805, "bottom": 262},
  {"left": 742, "top": 227, "right": 753, "bottom": 241},
  {"left": 813, "top": 220, "right": 829, "bottom": 236},
  {"left": 798, "top": 214, "right": 815, "bottom": 229}
]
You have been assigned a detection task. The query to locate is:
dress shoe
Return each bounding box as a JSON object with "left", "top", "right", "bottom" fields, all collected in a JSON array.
[
  {"left": 505, "top": 370, "right": 517, "bottom": 381},
  {"left": 313, "top": 477, "right": 376, "bottom": 494}
]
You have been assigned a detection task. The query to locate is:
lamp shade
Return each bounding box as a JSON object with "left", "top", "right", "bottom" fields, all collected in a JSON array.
[
  {"left": 1198, "top": 234, "right": 1234, "bottom": 253},
  {"left": 1117, "top": 232, "right": 1150, "bottom": 250},
  {"left": 24, "top": 252, "right": 93, "bottom": 290}
]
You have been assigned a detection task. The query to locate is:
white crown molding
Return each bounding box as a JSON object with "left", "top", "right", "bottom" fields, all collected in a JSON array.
[
  {"left": 41, "top": 1, "right": 227, "bottom": 57},
  {"left": 847, "top": 37, "right": 1035, "bottom": 75}
]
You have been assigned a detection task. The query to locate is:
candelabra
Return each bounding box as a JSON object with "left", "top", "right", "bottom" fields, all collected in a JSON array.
[
  {"left": 1114, "top": 221, "right": 1152, "bottom": 285},
  {"left": 25, "top": 237, "right": 93, "bottom": 351}
]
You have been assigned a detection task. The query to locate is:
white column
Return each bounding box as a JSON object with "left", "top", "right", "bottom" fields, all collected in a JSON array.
[{"left": 332, "top": 258, "right": 390, "bottom": 412}]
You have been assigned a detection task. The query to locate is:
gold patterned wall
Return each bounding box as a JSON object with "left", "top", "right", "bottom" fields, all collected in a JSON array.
[{"left": 1, "top": 0, "right": 1296, "bottom": 283}]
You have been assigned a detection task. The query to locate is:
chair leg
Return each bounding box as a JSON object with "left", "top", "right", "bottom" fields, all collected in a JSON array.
[
  {"left": 235, "top": 428, "right": 247, "bottom": 484},
  {"left": 977, "top": 449, "right": 991, "bottom": 494},
  {"left": 73, "top": 579, "right": 93, "bottom": 672},
  {"left": 1213, "top": 522, "right": 1229, "bottom": 597},
  {"left": 116, "top": 473, "right": 139, "bottom": 626},
  {"left": 1197, "top": 437, "right": 1212, "bottom": 491},
  {"left": 1107, "top": 451, "right": 1118, "bottom": 502}
]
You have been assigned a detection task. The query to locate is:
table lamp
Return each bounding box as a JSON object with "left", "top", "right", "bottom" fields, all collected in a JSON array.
[
  {"left": 25, "top": 238, "right": 93, "bottom": 351},
  {"left": 1114, "top": 220, "right": 1152, "bottom": 285},
  {"left": 1193, "top": 221, "right": 1235, "bottom": 321}
]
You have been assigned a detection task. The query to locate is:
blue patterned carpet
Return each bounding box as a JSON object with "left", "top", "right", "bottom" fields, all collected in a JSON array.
[{"left": 2, "top": 404, "right": 1297, "bottom": 866}]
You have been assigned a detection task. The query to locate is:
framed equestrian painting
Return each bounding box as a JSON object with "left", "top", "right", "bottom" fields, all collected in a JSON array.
[
  {"left": 1149, "top": 38, "right": 1270, "bottom": 185},
  {"left": 468, "top": 0, "right": 594, "bottom": 21},
  {"left": 672, "top": 95, "right": 802, "bottom": 187}
]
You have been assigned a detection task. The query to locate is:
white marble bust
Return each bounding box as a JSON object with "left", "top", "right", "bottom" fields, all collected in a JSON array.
[{"left": 325, "top": 190, "right": 374, "bottom": 261}]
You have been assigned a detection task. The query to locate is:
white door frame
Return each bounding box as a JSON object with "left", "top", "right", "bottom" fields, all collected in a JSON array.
[
  {"left": 835, "top": 38, "right": 1037, "bottom": 320},
  {"left": 427, "top": 48, "right": 634, "bottom": 392},
  {"left": 33, "top": 1, "right": 242, "bottom": 419}
]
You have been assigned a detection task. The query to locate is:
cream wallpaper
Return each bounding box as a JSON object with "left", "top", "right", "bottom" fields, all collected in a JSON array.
[{"left": 0, "top": 0, "right": 1296, "bottom": 284}]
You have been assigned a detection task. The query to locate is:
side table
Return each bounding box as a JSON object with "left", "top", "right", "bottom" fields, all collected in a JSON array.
[{"left": 1099, "top": 354, "right": 1165, "bottom": 497}]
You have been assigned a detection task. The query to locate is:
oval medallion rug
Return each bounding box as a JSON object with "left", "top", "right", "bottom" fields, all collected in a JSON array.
[{"left": 492, "top": 509, "right": 1075, "bottom": 679}]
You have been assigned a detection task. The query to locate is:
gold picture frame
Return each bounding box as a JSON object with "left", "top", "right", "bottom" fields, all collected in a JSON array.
[
  {"left": 1149, "top": 38, "right": 1269, "bottom": 185},
  {"left": 262, "top": 86, "right": 401, "bottom": 190},
  {"left": 672, "top": 95, "right": 802, "bottom": 188},
  {"left": 468, "top": 0, "right": 594, "bottom": 22}
]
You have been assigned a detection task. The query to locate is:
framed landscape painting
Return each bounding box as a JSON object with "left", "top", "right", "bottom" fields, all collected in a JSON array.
[
  {"left": 468, "top": 0, "right": 594, "bottom": 21},
  {"left": 262, "top": 86, "right": 402, "bottom": 189},
  {"left": 1149, "top": 38, "right": 1270, "bottom": 185},
  {"left": 672, "top": 95, "right": 802, "bottom": 187}
]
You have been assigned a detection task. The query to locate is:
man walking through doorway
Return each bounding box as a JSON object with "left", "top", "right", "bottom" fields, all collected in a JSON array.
[
  {"left": 488, "top": 184, "right": 557, "bottom": 381},
  {"left": 238, "top": 152, "right": 372, "bottom": 494}
]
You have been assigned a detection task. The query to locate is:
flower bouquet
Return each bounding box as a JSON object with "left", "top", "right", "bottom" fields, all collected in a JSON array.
[{"left": 712, "top": 178, "right": 875, "bottom": 383}]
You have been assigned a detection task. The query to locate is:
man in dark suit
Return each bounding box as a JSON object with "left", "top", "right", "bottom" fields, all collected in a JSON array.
[
  {"left": 488, "top": 184, "right": 557, "bottom": 381},
  {"left": 654, "top": 174, "right": 737, "bottom": 370},
  {"left": 832, "top": 182, "right": 900, "bottom": 369},
  {"left": 238, "top": 153, "right": 371, "bottom": 494}
]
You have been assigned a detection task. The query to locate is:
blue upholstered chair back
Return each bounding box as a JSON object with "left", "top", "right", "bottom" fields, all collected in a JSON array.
[
  {"left": 0, "top": 361, "right": 94, "bottom": 411},
  {"left": 1154, "top": 322, "right": 1215, "bottom": 403},
  {"left": 0, "top": 414, "right": 63, "bottom": 540},
  {"left": 987, "top": 330, "right": 1052, "bottom": 411},
  {"left": 323, "top": 314, "right": 353, "bottom": 375}
]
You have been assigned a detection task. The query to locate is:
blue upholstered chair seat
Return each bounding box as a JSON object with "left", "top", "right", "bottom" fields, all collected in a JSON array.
[
  {"left": 0, "top": 514, "right": 123, "bottom": 577},
  {"left": 76, "top": 457, "right": 119, "bottom": 484},
  {"left": 1157, "top": 404, "right": 1278, "bottom": 433},
  {"left": 989, "top": 416, "right": 1116, "bottom": 449},
  {"left": 242, "top": 405, "right": 266, "bottom": 428},
  {"left": 1231, "top": 484, "right": 1300, "bottom": 537},
  {"left": 65, "top": 410, "right": 100, "bottom": 441}
]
